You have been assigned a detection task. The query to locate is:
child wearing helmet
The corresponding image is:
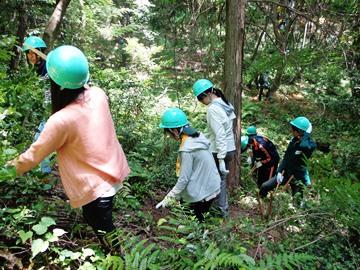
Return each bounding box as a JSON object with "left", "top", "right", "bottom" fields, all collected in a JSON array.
[
  {"left": 241, "top": 126, "right": 280, "bottom": 188},
  {"left": 22, "top": 36, "right": 48, "bottom": 78},
  {"left": 22, "top": 36, "right": 52, "bottom": 174},
  {"left": 259, "top": 116, "right": 316, "bottom": 206},
  {"left": 193, "top": 79, "right": 236, "bottom": 217},
  {"left": 10, "top": 45, "right": 130, "bottom": 244},
  {"left": 156, "top": 108, "right": 221, "bottom": 221}
]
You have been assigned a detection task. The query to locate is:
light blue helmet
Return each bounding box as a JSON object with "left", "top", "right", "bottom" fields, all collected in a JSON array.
[
  {"left": 192, "top": 79, "right": 213, "bottom": 97},
  {"left": 290, "top": 116, "right": 311, "bottom": 132},
  {"left": 22, "top": 36, "right": 47, "bottom": 52}
]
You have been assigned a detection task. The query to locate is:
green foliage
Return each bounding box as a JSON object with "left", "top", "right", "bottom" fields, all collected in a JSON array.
[
  {"left": 256, "top": 252, "right": 316, "bottom": 270},
  {"left": 0, "top": 1, "right": 359, "bottom": 269}
]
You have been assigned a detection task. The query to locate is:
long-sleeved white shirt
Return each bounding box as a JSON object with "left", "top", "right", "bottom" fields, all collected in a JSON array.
[{"left": 206, "top": 98, "right": 236, "bottom": 159}]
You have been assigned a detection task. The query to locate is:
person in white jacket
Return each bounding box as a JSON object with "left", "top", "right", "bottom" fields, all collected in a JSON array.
[
  {"left": 193, "top": 79, "right": 236, "bottom": 217},
  {"left": 156, "top": 108, "right": 221, "bottom": 221}
]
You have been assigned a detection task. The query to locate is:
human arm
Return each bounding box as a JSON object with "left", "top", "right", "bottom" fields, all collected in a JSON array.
[
  {"left": 156, "top": 152, "right": 193, "bottom": 208},
  {"left": 299, "top": 133, "right": 317, "bottom": 157},
  {"left": 207, "top": 106, "right": 227, "bottom": 159},
  {"left": 11, "top": 117, "right": 67, "bottom": 175},
  {"left": 258, "top": 144, "right": 271, "bottom": 165}
]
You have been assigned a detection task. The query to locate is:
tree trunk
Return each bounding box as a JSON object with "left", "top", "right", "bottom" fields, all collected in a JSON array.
[
  {"left": 43, "top": 0, "right": 72, "bottom": 50},
  {"left": 224, "top": 0, "right": 246, "bottom": 189},
  {"left": 8, "top": 0, "right": 28, "bottom": 73}
]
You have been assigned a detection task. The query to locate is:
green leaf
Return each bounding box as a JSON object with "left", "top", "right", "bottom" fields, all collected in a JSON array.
[
  {"left": 3, "top": 148, "right": 17, "bottom": 155},
  {"left": 157, "top": 218, "right": 167, "bottom": 226},
  {"left": 32, "top": 224, "right": 48, "bottom": 235},
  {"left": 53, "top": 228, "right": 66, "bottom": 237},
  {"left": 40, "top": 217, "right": 56, "bottom": 227},
  {"left": 18, "top": 230, "right": 33, "bottom": 244},
  {"left": 31, "top": 239, "right": 49, "bottom": 258},
  {"left": 46, "top": 232, "right": 58, "bottom": 242}
]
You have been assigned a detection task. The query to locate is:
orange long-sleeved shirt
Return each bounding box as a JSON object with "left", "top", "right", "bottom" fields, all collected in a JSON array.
[{"left": 14, "top": 86, "right": 130, "bottom": 208}]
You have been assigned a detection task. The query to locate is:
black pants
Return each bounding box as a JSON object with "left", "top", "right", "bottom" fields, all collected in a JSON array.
[
  {"left": 190, "top": 199, "right": 214, "bottom": 222},
  {"left": 82, "top": 196, "right": 115, "bottom": 236},
  {"left": 257, "top": 164, "right": 278, "bottom": 188},
  {"left": 259, "top": 175, "right": 305, "bottom": 206}
]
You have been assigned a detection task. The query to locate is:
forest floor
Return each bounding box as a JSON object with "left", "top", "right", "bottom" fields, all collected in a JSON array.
[{"left": 40, "top": 88, "right": 323, "bottom": 258}]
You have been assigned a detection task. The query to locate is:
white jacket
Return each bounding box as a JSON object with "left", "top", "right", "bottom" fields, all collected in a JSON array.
[{"left": 206, "top": 98, "right": 236, "bottom": 159}]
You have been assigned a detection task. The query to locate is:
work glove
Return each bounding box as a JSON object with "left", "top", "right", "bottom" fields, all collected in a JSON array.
[
  {"left": 219, "top": 159, "right": 229, "bottom": 176},
  {"left": 255, "top": 161, "right": 262, "bottom": 168},
  {"left": 306, "top": 123, "right": 312, "bottom": 134},
  {"left": 276, "top": 172, "right": 284, "bottom": 185},
  {"left": 246, "top": 156, "right": 252, "bottom": 165},
  {"left": 156, "top": 190, "right": 177, "bottom": 209}
]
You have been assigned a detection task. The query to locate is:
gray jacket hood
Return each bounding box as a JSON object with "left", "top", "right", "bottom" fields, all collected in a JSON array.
[
  {"left": 179, "top": 133, "right": 210, "bottom": 152},
  {"left": 211, "top": 99, "right": 235, "bottom": 119}
]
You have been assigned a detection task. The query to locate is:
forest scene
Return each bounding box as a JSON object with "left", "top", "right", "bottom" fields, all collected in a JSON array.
[{"left": 0, "top": 0, "right": 359, "bottom": 269}]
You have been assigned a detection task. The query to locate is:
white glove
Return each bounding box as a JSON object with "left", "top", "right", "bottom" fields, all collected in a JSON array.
[
  {"left": 219, "top": 159, "right": 229, "bottom": 175},
  {"left": 276, "top": 172, "right": 284, "bottom": 184},
  {"left": 156, "top": 191, "right": 176, "bottom": 209},
  {"left": 306, "top": 122, "right": 312, "bottom": 134},
  {"left": 246, "top": 156, "right": 252, "bottom": 165},
  {"left": 255, "top": 161, "right": 262, "bottom": 168}
]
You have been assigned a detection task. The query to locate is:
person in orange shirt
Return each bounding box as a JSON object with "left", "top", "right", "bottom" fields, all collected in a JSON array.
[{"left": 9, "top": 45, "right": 130, "bottom": 243}]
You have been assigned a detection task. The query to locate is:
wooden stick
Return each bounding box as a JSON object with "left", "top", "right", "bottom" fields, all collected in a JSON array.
[
  {"left": 257, "top": 192, "right": 264, "bottom": 218},
  {"left": 27, "top": 45, "right": 47, "bottom": 60}
]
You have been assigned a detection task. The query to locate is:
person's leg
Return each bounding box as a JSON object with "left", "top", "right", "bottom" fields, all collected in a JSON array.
[
  {"left": 290, "top": 180, "right": 305, "bottom": 207},
  {"left": 212, "top": 152, "right": 232, "bottom": 217},
  {"left": 82, "top": 196, "right": 115, "bottom": 235},
  {"left": 257, "top": 166, "right": 273, "bottom": 188},
  {"left": 258, "top": 86, "right": 264, "bottom": 101},
  {"left": 259, "top": 175, "right": 278, "bottom": 198},
  {"left": 190, "top": 199, "right": 214, "bottom": 222}
]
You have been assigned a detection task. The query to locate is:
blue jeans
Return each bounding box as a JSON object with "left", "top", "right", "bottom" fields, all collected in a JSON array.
[{"left": 34, "top": 121, "right": 51, "bottom": 174}]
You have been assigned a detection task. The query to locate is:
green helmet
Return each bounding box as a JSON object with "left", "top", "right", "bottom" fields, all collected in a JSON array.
[
  {"left": 192, "top": 79, "right": 213, "bottom": 97},
  {"left": 160, "top": 108, "right": 189, "bottom": 128},
  {"left": 46, "top": 45, "right": 89, "bottom": 89},
  {"left": 241, "top": 135, "right": 249, "bottom": 151},
  {"left": 246, "top": 126, "right": 257, "bottom": 136},
  {"left": 290, "top": 116, "right": 310, "bottom": 132},
  {"left": 22, "top": 36, "right": 47, "bottom": 52}
]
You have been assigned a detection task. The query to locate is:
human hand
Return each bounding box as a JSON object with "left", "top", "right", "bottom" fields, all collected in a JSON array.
[
  {"left": 246, "top": 156, "right": 252, "bottom": 165},
  {"left": 276, "top": 172, "right": 284, "bottom": 184},
  {"left": 219, "top": 159, "right": 229, "bottom": 175},
  {"left": 6, "top": 159, "right": 17, "bottom": 167},
  {"left": 155, "top": 191, "right": 176, "bottom": 209},
  {"left": 255, "top": 161, "right": 262, "bottom": 168}
]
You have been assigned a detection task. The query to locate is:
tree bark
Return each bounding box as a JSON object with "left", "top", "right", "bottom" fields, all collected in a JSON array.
[
  {"left": 224, "top": 0, "right": 246, "bottom": 189},
  {"left": 43, "top": 0, "right": 72, "bottom": 50},
  {"left": 8, "top": 0, "right": 28, "bottom": 73}
]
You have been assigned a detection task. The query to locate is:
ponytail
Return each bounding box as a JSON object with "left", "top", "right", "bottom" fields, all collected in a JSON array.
[{"left": 205, "top": 87, "right": 230, "bottom": 105}]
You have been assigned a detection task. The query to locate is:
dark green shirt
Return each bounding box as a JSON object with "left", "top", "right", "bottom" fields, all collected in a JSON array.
[{"left": 278, "top": 133, "right": 316, "bottom": 180}]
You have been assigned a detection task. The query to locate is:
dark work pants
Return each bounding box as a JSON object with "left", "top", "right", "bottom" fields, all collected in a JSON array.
[
  {"left": 190, "top": 199, "right": 215, "bottom": 222},
  {"left": 82, "top": 196, "right": 115, "bottom": 237},
  {"left": 257, "top": 164, "right": 278, "bottom": 188},
  {"left": 259, "top": 175, "right": 305, "bottom": 206}
]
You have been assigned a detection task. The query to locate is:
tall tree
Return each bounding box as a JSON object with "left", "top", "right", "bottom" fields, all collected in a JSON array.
[
  {"left": 224, "top": 0, "right": 246, "bottom": 188},
  {"left": 8, "top": 0, "right": 28, "bottom": 72},
  {"left": 43, "top": 0, "right": 72, "bottom": 50}
]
